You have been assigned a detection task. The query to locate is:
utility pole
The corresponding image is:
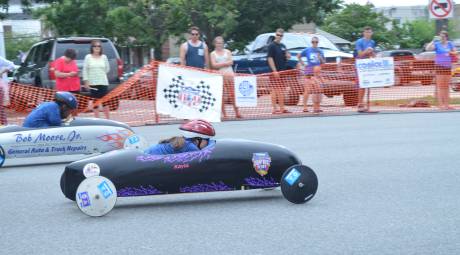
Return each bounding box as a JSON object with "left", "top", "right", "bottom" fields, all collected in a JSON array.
[
  {"left": 0, "top": 21, "right": 5, "bottom": 58},
  {"left": 435, "top": 19, "right": 449, "bottom": 34}
]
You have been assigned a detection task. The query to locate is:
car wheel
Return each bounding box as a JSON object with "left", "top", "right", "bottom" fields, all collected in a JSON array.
[
  {"left": 343, "top": 89, "right": 359, "bottom": 107},
  {"left": 280, "top": 164, "right": 318, "bottom": 204},
  {"left": 284, "top": 84, "right": 302, "bottom": 106},
  {"left": 421, "top": 78, "right": 434, "bottom": 86}
]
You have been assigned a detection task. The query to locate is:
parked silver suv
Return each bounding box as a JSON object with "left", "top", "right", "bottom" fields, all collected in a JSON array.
[{"left": 14, "top": 37, "right": 123, "bottom": 90}]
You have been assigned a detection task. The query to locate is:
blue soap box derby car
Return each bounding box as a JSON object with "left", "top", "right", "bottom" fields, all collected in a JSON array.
[{"left": 61, "top": 138, "right": 319, "bottom": 216}]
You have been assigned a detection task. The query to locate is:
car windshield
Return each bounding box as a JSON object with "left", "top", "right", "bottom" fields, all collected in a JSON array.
[
  {"left": 251, "top": 33, "right": 339, "bottom": 53},
  {"left": 282, "top": 34, "right": 339, "bottom": 51},
  {"left": 55, "top": 40, "right": 116, "bottom": 59}
]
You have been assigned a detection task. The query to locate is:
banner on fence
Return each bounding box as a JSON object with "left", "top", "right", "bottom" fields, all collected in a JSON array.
[
  {"left": 234, "top": 76, "right": 257, "bottom": 107},
  {"left": 356, "top": 57, "right": 395, "bottom": 88},
  {"left": 156, "top": 64, "right": 223, "bottom": 122}
]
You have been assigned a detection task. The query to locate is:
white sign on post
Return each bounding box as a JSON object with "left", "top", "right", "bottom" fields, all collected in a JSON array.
[
  {"left": 234, "top": 76, "right": 258, "bottom": 107},
  {"left": 429, "top": 0, "right": 454, "bottom": 19},
  {"left": 356, "top": 57, "right": 395, "bottom": 89}
]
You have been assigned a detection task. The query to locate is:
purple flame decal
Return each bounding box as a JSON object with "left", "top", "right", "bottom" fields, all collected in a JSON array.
[
  {"left": 244, "top": 176, "right": 278, "bottom": 188},
  {"left": 180, "top": 181, "right": 233, "bottom": 193},
  {"left": 117, "top": 185, "right": 163, "bottom": 197}
]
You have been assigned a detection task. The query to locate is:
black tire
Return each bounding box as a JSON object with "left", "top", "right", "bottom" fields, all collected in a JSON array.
[
  {"left": 343, "top": 90, "right": 359, "bottom": 107},
  {"left": 285, "top": 85, "right": 302, "bottom": 106},
  {"left": 280, "top": 164, "right": 318, "bottom": 204}
]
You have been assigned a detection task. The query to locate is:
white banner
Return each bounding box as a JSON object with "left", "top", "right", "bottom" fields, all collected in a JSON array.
[
  {"left": 234, "top": 76, "right": 258, "bottom": 107},
  {"left": 156, "top": 64, "right": 223, "bottom": 122},
  {"left": 356, "top": 57, "right": 395, "bottom": 88}
]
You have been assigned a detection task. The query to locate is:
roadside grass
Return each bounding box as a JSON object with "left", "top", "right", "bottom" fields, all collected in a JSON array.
[{"left": 371, "top": 96, "right": 460, "bottom": 107}]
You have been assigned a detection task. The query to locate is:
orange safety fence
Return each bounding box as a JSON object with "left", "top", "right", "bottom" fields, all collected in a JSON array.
[{"left": 3, "top": 59, "right": 460, "bottom": 126}]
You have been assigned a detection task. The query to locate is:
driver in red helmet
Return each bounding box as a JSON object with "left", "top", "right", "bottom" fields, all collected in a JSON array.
[{"left": 144, "top": 119, "right": 216, "bottom": 155}]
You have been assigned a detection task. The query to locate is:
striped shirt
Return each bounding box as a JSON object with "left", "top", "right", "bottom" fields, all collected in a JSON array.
[{"left": 83, "top": 54, "right": 110, "bottom": 86}]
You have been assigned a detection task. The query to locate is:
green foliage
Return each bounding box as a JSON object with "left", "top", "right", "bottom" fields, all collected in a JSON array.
[
  {"left": 321, "top": 3, "right": 391, "bottom": 44},
  {"left": 397, "top": 19, "right": 435, "bottom": 49},
  {"left": 10, "top": 0, "right": 341, "bottom": 59},
  {"left": 162, "top": 0, "right": 341, "bottom": 50},
  {"left": 4, "top": 33, "right": 39, "bottom": 62}
]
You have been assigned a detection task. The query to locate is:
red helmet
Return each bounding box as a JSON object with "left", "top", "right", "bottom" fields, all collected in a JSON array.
[{"left": 179, "top": 119, "right": 215, "bottom": 139}]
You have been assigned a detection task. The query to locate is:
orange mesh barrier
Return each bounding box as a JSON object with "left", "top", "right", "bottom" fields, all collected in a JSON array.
[{"left": 4, "top": 59, "right": 460, "bottom": 126}]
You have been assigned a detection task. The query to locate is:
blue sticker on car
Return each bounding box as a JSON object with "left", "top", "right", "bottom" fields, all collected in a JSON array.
[
  {"left": 128, "top": 135, "right": 140, "bottom": 144},
  {"left": 78, "top": 191, "right": 91, "bottom": 207},
  {"left": 284, "top": 168, "right": 301, "bottom": 186},
  {"left": 98, "top": 181, "right": 113, "bottom": 199}
]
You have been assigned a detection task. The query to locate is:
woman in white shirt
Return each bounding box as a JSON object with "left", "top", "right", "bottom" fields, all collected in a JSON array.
[
  {"left": 210, "top": 36, "right": 241, "bottom": 119},
  {"left": 83, "top": 40, "right": 110, "bottom": 118}
]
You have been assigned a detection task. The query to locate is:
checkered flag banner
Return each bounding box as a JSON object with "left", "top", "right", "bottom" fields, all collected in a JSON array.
[{"left": 157, "top": 64, "right": 223, "bottom": 122}]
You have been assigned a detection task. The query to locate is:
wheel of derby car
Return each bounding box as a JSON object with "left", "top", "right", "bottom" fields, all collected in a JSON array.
[
  {"left": 281, "top": 164, "right": 318, "bottom": 204},
  {"left": 75, "top": 176, "right": 117, "bottom": 217}
]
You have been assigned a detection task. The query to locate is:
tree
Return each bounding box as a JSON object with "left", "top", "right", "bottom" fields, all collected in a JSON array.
[
  {"left": 162, "top": 0, "right": 341, "bottom": 50},
  {"left": 321, "top": 3, "right": 391, "bottom": 45},
  {"left": 34, "top": 0, "right": 169, "bottom": 59},
  {"left": 4, "top": 33, "right": 39, "bottom": 62},
  {"left": 396, "top": 19, "right": 435, "bottom": 49}
]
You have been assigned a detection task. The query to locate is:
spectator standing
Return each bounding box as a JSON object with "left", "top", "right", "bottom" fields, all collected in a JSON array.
[
  {"left": 425, "top": 30, "right": 457, "bottom": 110},
  {"left": 297, "top": 36, "right": 325, "bottom": 112},
  {"left": 210, "top": 36, "right": 241, "bottom": 119},
  {"left": 355, "top": 26, "right": 376, "bottom": 112},
  {"left": 267, "top": 28, "right": 291, "bottom": 114},
  {"left": 180, "top": 26, "right": 210, "bottom": 69},
  {"left": 309, "top": 65, "right": 325, "bottom": 114},
  {"left": 54, "top": 49, "right": 80, "bottom": 93},
  {"left": 83, "top": 40, "right": 111, "bottom": 118},
  {"left": 0, "top": 56, "right": 15, "bottom": 125}
]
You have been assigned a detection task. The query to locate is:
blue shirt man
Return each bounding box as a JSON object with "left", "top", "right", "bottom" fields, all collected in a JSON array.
[
  {"left": 355, "top": 38, "right": 376, "bottom": 59},
  {"left": 354, "top": 26, "right": 376, "bottom": 112},
  {"left": 23, "top": 102, "right": 62, "bottom": 128}
]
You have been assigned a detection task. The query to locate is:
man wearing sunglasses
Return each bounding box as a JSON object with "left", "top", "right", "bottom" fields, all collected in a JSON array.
[
  {"left": 267, "top": 28, "right": 291, "bottom": 114},
  {"left": 180, "top": 26, "right": 210, "bottom": 69}
]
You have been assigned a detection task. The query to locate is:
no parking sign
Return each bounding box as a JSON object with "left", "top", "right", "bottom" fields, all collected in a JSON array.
[{"left": 429, "top": 0, "right": 454, "bottom": 19}]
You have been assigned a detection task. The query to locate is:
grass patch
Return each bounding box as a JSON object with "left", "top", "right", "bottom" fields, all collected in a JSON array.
[{"left": 371, "top": 96, "right": 460, "bottom": 107}]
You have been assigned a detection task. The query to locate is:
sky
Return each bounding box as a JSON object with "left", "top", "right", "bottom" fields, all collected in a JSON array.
[{"left": 343, "top": 0, "right": 430, "bottom": 7}]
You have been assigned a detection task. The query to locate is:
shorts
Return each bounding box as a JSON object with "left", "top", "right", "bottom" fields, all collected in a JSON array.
[
  {"left": 90, "top": 85, "right": 108, "bottom": 99},
  {"left": 435, "top": 65, "right": 451, "bottom": 75}
]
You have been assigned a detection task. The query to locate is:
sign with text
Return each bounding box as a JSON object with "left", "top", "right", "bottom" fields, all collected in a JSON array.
[
  {"left": 356, "top": 57, "right": 395, "bottom": 88},
  {"left": 234, "top": 76, "right": 258, "bottom": 107}
]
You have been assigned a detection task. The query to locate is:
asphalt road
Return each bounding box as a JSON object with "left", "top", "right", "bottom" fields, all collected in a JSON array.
[{"left": 1, "top": 112, "right": 460, "bottom": 255}]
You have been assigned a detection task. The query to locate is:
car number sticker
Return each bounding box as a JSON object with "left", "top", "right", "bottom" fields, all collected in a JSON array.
[
  {"left": 83, "top": 163, "right": 100, "bottom": 178},
  {"left": 98, "top": 181, "right": 114, "bottom": 199},
  {"left": 128, "top": 135, "right": 140, "bottom": 144},
  {"left": 78, "top": 191, "right": 91, "bottom": 208},
  {"left": 284, "top": 168, "right": 301, "bottom": 186}
]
